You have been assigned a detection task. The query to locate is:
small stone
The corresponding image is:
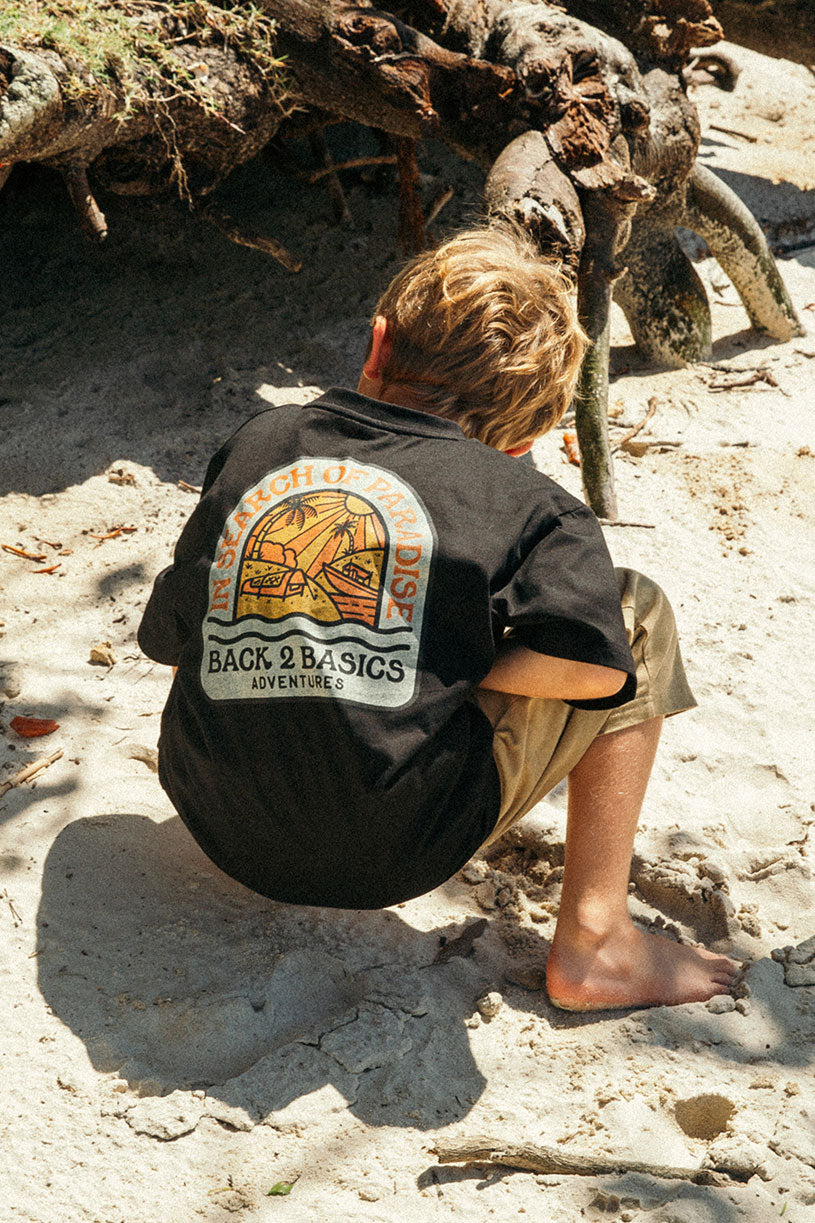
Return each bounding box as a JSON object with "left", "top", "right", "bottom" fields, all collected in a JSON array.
[
  {"left": 675, "top": 1093, "right": 735, "bottom": 1140},
  {"left": 784, "top": 1082, "right": 800, "bottom": 1096},
  {"left": 475, "top": 991, "right": 503, "bottom": 1018},
  {"left": 707, "top": 995, "right": 736, "bottom": 1014},
  {"left": 89, "top": 641, "right": 116, "bottom": 667},
  {"left": 735, "top": 999, "right": 750, "bottom": 1015}
]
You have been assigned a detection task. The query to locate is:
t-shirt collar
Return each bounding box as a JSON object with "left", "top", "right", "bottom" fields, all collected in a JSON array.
[{"left": 314, "top": 387, "right": 467, "bottom": 441}]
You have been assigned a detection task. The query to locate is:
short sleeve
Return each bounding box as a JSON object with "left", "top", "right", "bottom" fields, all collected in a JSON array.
[
  {"left": 491, "top": 507, "right": 637, "bottom": 710},
  {"left": 137, "top": 565, "right": 186, "bottom": 664}
]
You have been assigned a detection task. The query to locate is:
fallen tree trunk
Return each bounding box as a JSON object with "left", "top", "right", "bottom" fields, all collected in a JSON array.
[{"left": 0, "top": 0, "right": 803, "bottom": 517}]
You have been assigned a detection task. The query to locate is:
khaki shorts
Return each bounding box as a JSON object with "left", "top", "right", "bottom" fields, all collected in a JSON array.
[{"left": 475, "top": 568, "right": 696, "bottom": 847}]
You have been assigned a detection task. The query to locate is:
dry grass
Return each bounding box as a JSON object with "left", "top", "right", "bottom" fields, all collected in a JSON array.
[{"left": 0, "top": 0, "right": 289, "bottom": 115}]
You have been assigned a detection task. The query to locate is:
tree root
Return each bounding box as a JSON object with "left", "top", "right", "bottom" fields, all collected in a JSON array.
[
  {"left": 1, "top": 0, "right": 803, "bottom": 524},
  {"left": 484, "top": 130, "right": 584, "bottom": 275},
  {"left": 615, "top": 217, "right": 712, "bottom": 365},
  {"left": 615, "top": 163, "right": 803, "bottom": 367},
  {"left": 573, "top": 145, "right": 654, "bottom": 518},
  {"left": 684, "top": 163, "right": 803, "bottom": 342},
  {"left": 309, "top": 129, "right": 353, "bottom": 224},
  {"left": 684, "top": 44, "right": 742, "bottom": 91},
  {"left": 396, "top": 136, "right": 425, "bottom": 254},
  {"left": 61, "top": 163, "right": 108, "bottom": 242},
  {"left": 201, "top": 209, "right": 302, "bottom": 271},
  {"left": 433, "top": 1135, "right": 762, "bottom": 1184}
]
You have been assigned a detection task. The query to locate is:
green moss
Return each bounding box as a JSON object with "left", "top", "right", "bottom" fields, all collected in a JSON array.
[{"left": 0, "top": 0, "right": 289, "bottom": 115}]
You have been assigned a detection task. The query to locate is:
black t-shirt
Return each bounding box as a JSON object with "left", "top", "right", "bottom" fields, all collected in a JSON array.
[{"left": 138, "top": 389, "right": 636, "bottom": 908}]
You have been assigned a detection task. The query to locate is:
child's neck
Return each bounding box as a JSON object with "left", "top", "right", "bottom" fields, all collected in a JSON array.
[{"left": 356, "top": 372, "right": 431, "bottom": 417}]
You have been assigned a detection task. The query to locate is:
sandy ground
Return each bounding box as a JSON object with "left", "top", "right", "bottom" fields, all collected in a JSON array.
[{"left": 2, "top": 44, "right": 815, "bottom": 1223}]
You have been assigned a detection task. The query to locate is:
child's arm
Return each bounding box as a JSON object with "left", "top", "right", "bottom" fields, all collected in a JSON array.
[{"left": 480, "top": 639, "right": 627, "bottom": 703}]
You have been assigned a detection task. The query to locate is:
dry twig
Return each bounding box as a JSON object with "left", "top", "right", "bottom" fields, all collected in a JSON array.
[
  {"left": 396, "top": 137, "right": 425, "bottom": 255},
  {"left": 2, "top": 888, "right": 22, "bottom": 925},
  {"left": 0, "top": 749, "right": 64, "bottom": 798},
  {"left": 203, "top": 210, "right": 302, "bottom": 272},
  {"left": 89, "top": 525, "right": 138, "bottom": 545},
  {"left": 708, "top": 123, "right": 758, "bottom": 143},
  {"left": 309, "top": 130, "right": 353, "bottom": 224},
  {"left": 610, "top": 396, "right": 659, "bottom": 452},
  {"left": 598, "top": 519, "right": 656, "bottom": 528},
  {"left": 708, "top": 368, "right": 778, "bottom": 392},
  {"left": 434, "top": 1135, "right": 761, "bottom": 1184},
  {"left": 426, "top": 184, "right": 454, "bottom": 226},
  {"left": 307, "top": 154, "right": 397, "bottom": 183},
  {"left": 2, "top": 544, "right": 47, "bottom": 561}
]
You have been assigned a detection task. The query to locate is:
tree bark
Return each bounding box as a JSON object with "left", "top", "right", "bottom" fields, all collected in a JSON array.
[{"left": 483, "top": 130, "right": 585, "bottom": 274}]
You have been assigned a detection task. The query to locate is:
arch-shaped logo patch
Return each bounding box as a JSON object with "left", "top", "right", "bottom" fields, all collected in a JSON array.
[{"left": 201, "top": 457, "right": 434, "bottom": 707}]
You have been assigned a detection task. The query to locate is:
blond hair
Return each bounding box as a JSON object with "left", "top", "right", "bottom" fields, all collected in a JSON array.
[{"left": 372, "top": 223, "right": 587, "bottom": 450}]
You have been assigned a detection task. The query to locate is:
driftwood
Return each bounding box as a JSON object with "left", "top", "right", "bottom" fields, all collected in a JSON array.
[
  {"left": 0, "top": 0, "right": 804, "bottom": 516},
  {"left": 434, "top": 1134, "right": 763, "bottom": 1185}
]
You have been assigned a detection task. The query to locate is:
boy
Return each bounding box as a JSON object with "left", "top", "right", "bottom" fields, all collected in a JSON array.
[{"left": 138, "top": 224, "right": 738, "bottom": 1011}]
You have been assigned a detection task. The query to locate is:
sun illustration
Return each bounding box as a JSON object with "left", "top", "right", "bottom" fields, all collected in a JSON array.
[
  {"left": 235, "top": 489, "right": 387, "bottom": 627},
  {"left": 344, "top": 493, "right": 376, "bottom": 516}
]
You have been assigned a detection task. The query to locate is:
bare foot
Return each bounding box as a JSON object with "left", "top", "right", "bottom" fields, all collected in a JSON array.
[{"left": 546, "top": 919, "right": 740, "bottom": 1011}]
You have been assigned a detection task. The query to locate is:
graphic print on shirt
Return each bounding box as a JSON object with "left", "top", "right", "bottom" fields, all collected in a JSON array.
[{"left": 201, "top": 457, "right": 434, "bottom": 707}]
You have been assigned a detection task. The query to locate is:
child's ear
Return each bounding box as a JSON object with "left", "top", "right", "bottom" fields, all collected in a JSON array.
[{"left": 362, "top": 316, "right": 392, "bottom": 381}]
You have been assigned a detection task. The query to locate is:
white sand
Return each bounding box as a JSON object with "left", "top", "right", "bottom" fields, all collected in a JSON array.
[{"left": 2, "top": 47, "right": 814, "bottom": 1223}]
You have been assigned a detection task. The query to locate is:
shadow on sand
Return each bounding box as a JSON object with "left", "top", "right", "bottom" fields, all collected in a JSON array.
[{"left": 36, "top": 811, "right": 489, "bottom": 1130}]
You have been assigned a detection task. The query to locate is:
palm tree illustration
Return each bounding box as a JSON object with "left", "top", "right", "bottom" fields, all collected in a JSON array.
[
  {"left": 274, "top": 494, "right": 320, "bottom": 531},
  {"left": 329, "top": 521, "right": 357, "bottom": 558}
]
